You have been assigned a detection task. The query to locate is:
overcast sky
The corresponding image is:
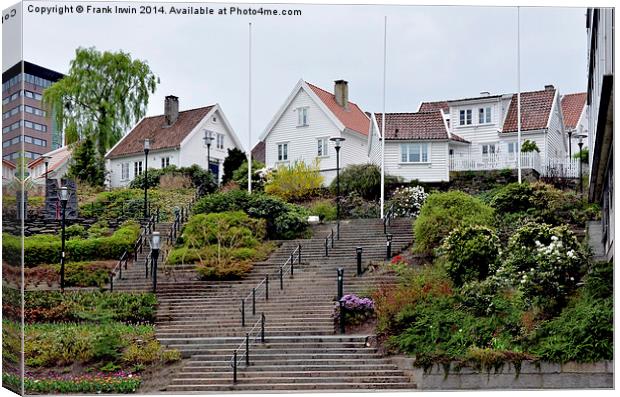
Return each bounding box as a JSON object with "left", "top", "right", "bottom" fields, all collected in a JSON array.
[{"left": 5, "top": 1, "right": 588, "bottom": 151}]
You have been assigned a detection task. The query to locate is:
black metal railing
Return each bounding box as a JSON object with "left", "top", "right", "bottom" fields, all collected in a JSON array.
[
  {"left": 239, "top": 244, "right": 302, "bottom": 326},
  {"left": 230, "top": 314, "right": 266, "bottom": 383},
  {"left": 324, "top": 228, "right": 335, "bottom": 257},
  {"left": 383, "top": 204, "right": 395, "bottom": 234},
  {"left": 108, "top": 213, "right": 157, "bottom": 291}
]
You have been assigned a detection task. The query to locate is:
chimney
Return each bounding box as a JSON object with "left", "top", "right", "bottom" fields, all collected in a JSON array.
[
  {"left": 334, "top": 80, "right": 349, "bottom": 110},
  {"left": 480, "top": 91, "right": 490, "bottom": 97},
  {"left": 544, "top": 84, "right": 555, "bottom": 91},
  {"left": 164, "top": 95, "right": 179, "bottom": 125}
]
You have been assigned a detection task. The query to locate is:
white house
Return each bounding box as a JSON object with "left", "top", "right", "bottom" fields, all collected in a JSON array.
[
  {"left": 560, "top": 92, "right": 588, "bottom": 158},
  {"left": 259, "top": 79, "right": 370, "bottom": 184},
  {"left": 586, "top": 7, "right": 613, "bottom": 261},
  {"left": 368, "top": 111, "right": 469, "bottom": 182},
  {"left": 105, "top": 96, "right": 242, "bottom": 188},
  {"left": 28, "top": 145, "right": 71, "bottom": 185},
  {"left": 420, "top": 85, "right": 572, "bottom": 177}
]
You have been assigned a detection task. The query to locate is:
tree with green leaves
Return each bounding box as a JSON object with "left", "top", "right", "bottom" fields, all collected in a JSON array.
[
  {"left": 43, "top": 47, "right": 159, "bottom": 157},
  {"left": 222, "top": 148, "right": 247, "bottom": 184},
  {"left": 68, "top": 136, "right": 105, "bottom": 186}
]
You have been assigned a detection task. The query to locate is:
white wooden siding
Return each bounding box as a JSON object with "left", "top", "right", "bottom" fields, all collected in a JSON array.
[
  {"left": 384, "top": 140, "right": 449, "bottom": 182},
  {"left": 263, "top": 87, "right": 369, "bottom": 185},
  {"left": 179, "top": 109, "right": 239, "bottom": 181},
  {"left": 107, "top": 149, "right": 180, "bottom": 188},
  {"left": 545, "top": 97, "right": 567, "bottom": 160},
  {"left": 448, "top": 100, "right": 502, "bottom": 147}
]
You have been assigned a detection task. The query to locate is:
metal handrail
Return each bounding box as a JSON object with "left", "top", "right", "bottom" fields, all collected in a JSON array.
[
  {"left": 324, "top": 228, "right": 334, "bottom": 257},
  {"left": 230, "top": 313, "right": 266, "bottom": 384},
  {"left": 239, "top": 244, "right": 302, "bottom": 326},
  {"left": 108, "top": 213, "right": 156, "bottom": 291},
  {"left": 383, "top": 204, "right": 395, "bottom": 234}
]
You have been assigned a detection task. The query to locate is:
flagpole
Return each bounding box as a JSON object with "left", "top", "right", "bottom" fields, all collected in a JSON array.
[
  {"left": 380, "top": 16, "right": 387, "bottom": 219},
  {"left": 248, "top": 22, "right": 253, "bottom": 193},
  {"left": 517, "top": 7, "right": 522, "bottom": 184}
]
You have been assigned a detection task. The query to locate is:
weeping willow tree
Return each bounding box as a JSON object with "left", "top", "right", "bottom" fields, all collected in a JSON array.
[{"left": 43, "top": 47, "right": 159, "bottom": 184}]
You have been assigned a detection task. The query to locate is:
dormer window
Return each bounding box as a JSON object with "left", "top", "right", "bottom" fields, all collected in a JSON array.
[
  {"left": 479, "top": 107, "right": 492, "bottom": 124},
  {"left": 459, "top": 109, "right": 472, "bottom": 125},
  {"left": 297, "top": 107, "right": 309, "bottom": 127}
]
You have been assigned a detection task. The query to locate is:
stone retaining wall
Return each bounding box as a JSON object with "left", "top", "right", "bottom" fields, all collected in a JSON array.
[
  {"left": 2, "top": 217, "right": 125, "bottom": 237},
  {"left": 391, "top": 357, "right": 613, "bottom": 389}
]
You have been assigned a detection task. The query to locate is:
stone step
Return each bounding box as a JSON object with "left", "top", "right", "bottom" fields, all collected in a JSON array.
[{"left": 164, "top": 382, "right": 414, "bottom": 392}]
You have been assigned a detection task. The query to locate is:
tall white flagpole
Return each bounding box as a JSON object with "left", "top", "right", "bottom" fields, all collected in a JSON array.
[
  {"left": 380, "top": 16, "right": 387, "bottom": 219},
  {"left": 517, "top": 7, "right": 522, "bottom": 184},
  {"left": 248, "top": 22, "right": 253, "bottom": 193}
]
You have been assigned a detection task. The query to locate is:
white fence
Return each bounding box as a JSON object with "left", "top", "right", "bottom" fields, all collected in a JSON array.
[{"left": 449, "top": 153, "right": 581, "bottom": 178}]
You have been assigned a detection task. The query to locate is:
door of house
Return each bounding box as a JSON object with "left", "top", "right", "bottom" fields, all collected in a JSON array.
[{"left": 209, "top": 161, "right": 219, "bottom": 180}]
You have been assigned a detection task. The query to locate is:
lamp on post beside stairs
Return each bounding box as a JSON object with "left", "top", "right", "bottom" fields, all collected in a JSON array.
[{"left": 151, "top": 231, "right": 161, "bottom": 292}]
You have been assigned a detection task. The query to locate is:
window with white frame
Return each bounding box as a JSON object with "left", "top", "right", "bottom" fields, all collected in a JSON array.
[
  {"left": 400, "top": 143, "right": 429, "bottom": 163},
  {"left": 297, "top": 107, "right": 309, "bottom": 127},
  {"left": 478, "top": 107, "right": 492, "bottom": 124},
  {"left": 317, "top": 138, "right": 328, "bottom": 157},
  {"left": 507, "top": 142, "right": 516, "bottom": 154},
  {"left": 161, "top": 157, "right": 170, "bottom": 168},
  {"left": 216, "top": 133, "right": 225, "bottom": 149},
  {"left": 481, "top": 144, "right": 497, "bottom": 156},
  {"left": 277, "top": 143, "right": 289, "bottom": 161},
  {"left": 121, "top": 163, "right": 130, "bottom": 180},
  {"left": 134, "top": 161, "right": 143, "bottom": 177},
  {"left": 459, "top": 109, "right": 472, "bottom": 125}
]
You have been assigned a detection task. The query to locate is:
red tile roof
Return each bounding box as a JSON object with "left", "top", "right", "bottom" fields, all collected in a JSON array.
[
  {"left": 502, "top": 88, "right": 556, "bottom": 133},
  {"left": 450, "top": 133, "right": 470, "bottom": 144},
  {"left": 306, "top": 82, "right": 370, "bottom": 136},
  {"left": 419, "top": 101, "right": 449, "bottom": 113},
  {"left": 561, "top": 92, "right": 587, "bottom": 129},
  {"left": 106, "top": 106, "right": 214, "bottom": 158},
  {"left": 375, "top": 111, "right": 450, "bottom": 141}
]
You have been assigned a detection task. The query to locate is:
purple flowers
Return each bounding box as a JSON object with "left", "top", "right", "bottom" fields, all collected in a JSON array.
[{"left": 340, "top": 294, "right": 375, "bottom": 311}]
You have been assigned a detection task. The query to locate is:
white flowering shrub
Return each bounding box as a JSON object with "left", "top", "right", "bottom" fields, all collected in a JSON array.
[
  {"left": 499, "top": 222, "right": 586, "bottom": 310},
  {"left": 388, "top": 186, "right": 428, "bottom": 217}
]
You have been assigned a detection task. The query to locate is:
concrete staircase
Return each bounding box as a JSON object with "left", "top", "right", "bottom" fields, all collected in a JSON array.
[{"left": 126, "top": 217, "right": 416, "bottom": 392}]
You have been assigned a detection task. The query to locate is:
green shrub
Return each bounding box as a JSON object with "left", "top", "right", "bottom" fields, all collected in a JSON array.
[
  {"left": 22, "top": 291, "right": 157, "bottom": 324},
  {"left": 499, "top": 223, "right": 587, "bottom": 311},
  {"left": 529, "top": 292, "right": 612, "bottom": 363},
  {"left": 307, "top": 199, "right": 337, "bottom": 221},
  {"left": 341, "top": 192, "right": 380, "bottom": 219},
  {"left": 193, "top": 190, "right": 308, "bottom": 239},
  {"left": 2, "top": 221, "right": 140, "bottom": 267},
  {"left": 331, "top": 163, "right": 401, "bottom": 200},
  {"left": 265, "top": 160, "right": 324, "bottom": 202},
  {"left": 222, "top": 147, "right": 247, "bottom": 184},
  {"left": 441, "top": 225, "right": 500, "bottom": 287},
  {"left": 182, "top": 211, "right": 265, "bottom": 247},
  {"left": 87, "top": 220, "right": 111, "bottom": 238},
  {"left": 129, "top": 164, "right": 216, "bottom": 195},
  {"left": 521, "top": 139, "right": 540, "bottom": 153},
  {"left": 65, "top": 224, "right": 88, "bottom": 239},
  {"left": 24, "top": 322, "right": 177, "bottom": 369},
  {"left": 232, "top": 159, "right": 267, "bottom": 191},
  {"left": 489, "top": 183, "right": 535, "bottom": 214},
  {"left": 414, "top": 191, "right": 494, "bottom": 254}
]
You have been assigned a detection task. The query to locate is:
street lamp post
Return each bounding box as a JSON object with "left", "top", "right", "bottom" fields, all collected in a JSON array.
[
  {"left": 203, "top": 130, "right": 214, "bottom": 175},
  {"left": 43, "top": 156, "right": 51, "bottom": 200},
  {"left": 578, "top": 136, "right": 584, "bottom": 194},
  {"left": 143, "top": 139, "right": 150, "bottom": 219},
  {"left": 59, "top": 186, "right": 68, "bottom": 292},
  {"left": 330, "top": 137, "right": 345, "bottom": 240},
  {"left": 151, "top": 231, "right": 161, "bottom": 292},
  {"left": 567, "top": 130, "right": 573, "bottom": 160}
]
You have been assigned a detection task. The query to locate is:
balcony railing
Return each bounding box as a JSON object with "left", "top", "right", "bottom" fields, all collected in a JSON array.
[{"left": 449, "top": 152, "right": 581, "bottom": 178}]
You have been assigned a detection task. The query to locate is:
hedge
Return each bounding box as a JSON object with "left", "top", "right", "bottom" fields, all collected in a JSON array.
[{"left": 3, "top": 221, "right": 140, "bottom": 267}]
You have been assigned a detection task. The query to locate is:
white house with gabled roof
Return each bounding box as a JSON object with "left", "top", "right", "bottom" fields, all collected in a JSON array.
[
  {"left": 259, "top": 79, "right": 371, "bottom": 184},
  {"left": 105, "top": 96, "right": 243, "bottom": 188}
]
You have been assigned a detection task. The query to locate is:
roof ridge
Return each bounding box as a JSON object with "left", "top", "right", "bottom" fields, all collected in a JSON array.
[
  {"left": 305, "top": 80, "right": 363, "bottom": 107},
  {"left": 141, "top": 104, "right": 215, "bottom": 120}
]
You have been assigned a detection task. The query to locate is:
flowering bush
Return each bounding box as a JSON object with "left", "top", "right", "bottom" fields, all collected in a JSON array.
[
  {"left": 388, "top": 186, "right": 428, "bottom": 217},
  {"left": 3, "top": 371, "right": 141, "bottom": 394},
  {"left": 499, "top": 223, "right": 586, "bottom": 311},
  {"left": 440, "top": 225, "right": 501, "bottom": 287},
  {"left": 333, "top": 294, "right": 375, "bottom": 326}
]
